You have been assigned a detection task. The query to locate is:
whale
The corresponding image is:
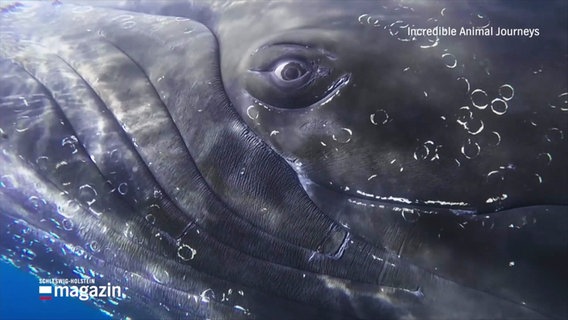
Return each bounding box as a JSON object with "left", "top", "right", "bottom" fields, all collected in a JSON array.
[{"left": 0, "top": 0, "right": 566, "bottom": 319}]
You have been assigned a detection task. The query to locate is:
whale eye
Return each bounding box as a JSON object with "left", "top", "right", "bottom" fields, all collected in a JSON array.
[
  {"left": 273, "top": 60, "right": 310, "bottom": 85},
  {"left": 244, "top": 43, "right": 347, "bottom": 109},
  {"left": 246, "top": 56, "right": 341, "bottom": 109}
]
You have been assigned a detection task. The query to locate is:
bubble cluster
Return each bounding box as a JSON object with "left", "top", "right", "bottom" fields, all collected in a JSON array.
[{"left": 413, "top": 140, "right": 441, "bottom": 161}]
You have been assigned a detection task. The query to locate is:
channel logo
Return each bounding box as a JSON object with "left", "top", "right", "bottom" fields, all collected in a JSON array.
[
  {"left": 39, "top": 286, "right": 52, "bottom": 301},
  {"left": 38, "top": 281, "right": 122, "bottom": 301}
]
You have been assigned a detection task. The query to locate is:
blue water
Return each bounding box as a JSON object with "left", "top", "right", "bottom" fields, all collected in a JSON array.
[{"left": 0, "top": 263, "right": 108, "bottom": 320}]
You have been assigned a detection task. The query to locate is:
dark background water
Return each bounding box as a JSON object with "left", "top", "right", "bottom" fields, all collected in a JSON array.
[{"left": 0, "top": 263, "right": 107, "bottom": 320}]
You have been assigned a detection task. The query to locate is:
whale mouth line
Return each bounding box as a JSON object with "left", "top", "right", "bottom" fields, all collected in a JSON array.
[
  {"left": 297, "top": 175, "right": 479, "bottom": 215},
  {"left": 348, "top": 188, "right": 474, "bottom": 210}
]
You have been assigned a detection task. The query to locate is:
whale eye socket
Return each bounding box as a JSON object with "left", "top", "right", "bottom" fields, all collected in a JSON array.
[{"left": 245, "top": 47, "right": 342, "bottom": 109}]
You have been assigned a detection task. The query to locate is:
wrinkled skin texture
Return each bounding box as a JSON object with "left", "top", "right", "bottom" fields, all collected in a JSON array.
[{"left": 0, "top": 1, "right": 566, "bottom": 319}]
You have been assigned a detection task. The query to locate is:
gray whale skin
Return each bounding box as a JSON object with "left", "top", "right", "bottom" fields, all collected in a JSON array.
[{"left": 0, "top": 1, "right": 567, "bottom": 319}]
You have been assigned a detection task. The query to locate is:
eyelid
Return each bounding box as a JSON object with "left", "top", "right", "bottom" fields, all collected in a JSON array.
[
  {"left": 243, "top": 42, "right": 342, "bottom": 109},
  {"left": 248, "top": 55, "right": 308, "bottom": 73},
  {"left": 251, "top": 42, "right": 336, "bottom": 60},
  {"left": 248, "top": 43, "right": 337, "bottom": 73}
]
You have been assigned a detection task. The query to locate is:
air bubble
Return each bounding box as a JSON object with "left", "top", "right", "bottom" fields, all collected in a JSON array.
[
  {"left": 88, "top": 241, "right": 101, "bottom": 253},
  {"left": 441, "top": 53, "right": 457, "bottom": 68},
  {"left": 456, "top": 106, "right": 473, "bottom": 125},
  {"left": 473, "top": 13, "right": 490, "bottom": 28},
  {"left": 471, "top": 89, "right": 488, "bottom": 109},
  {"left": 358, "top": 14, "right": 380, "bottom": 25},
  {"left": 545, "top": 128, "right": 563, "bottom": 143},
  {"left": 388, "top": 20, "right": 407, "bottom": 37},
  {"left": 62, "top": 219, "right": 73, "bottom": 231},
  {"left": 177, "top": 244, "right": 197, "bottom": 261},
  {"left": 332, "top": 128, "right": 352, "bottom": 143},
  {"left": 461, "top": 139, "right": 481, "bottom": 159},
  {"left": 498, "top": 84, "right": 514, "bottom": 101},
  {"left": 35, "top": 156, "right": 49, "bottom": 171},
  {"left": 246, "top": 105, "right": 259, "bottom": 120},
  {"left": 461, "top": 118, "right": 484, "bottom": 135},
  {"left": 490, "top": 98, "right": 508, "bottom": 115},
  {"left": 414, "top": 144, "right": 429, "bottom": 160},
  {"left": 486, "top": 170, "right": 504, "bottom": 183},
  {"left": 27, "top": 196, "right": 45, "bottom": 210},
  {"left": 413, "top": 141, "right": 438, "bottom": 161},
  {"left": 457, "top": 77, "right": 471, "bottom": 94},
  {"left": 536, "top": 153, "right": 552, "bottom": 166},
  {"left": 549, "top": 92, "right": 567, "bottom": 111},
  {"left": 117, "top": 182, "right": 128, "bottom": 195},
  {"left": 78, "top": 184, "right": 97, "bottom": 206},
  {"left": 15, "top": 116, "right": 32, "bottom": 132},
  {"left": 145, "top": 214, "right": 156, "bottom": 225},
  {"left": 109, "top": 149, "right": 120, "bottom": 163},
  {"left": 61, "top": 135, "right": 79, "bottom": 154},
  {"left": 420, "top": 35, "right": 439, "bottom": 49},
  {"left": 200, "top": 289, "right": 215, "bottom": 302},
  {"left": 151, "top": 268, "right": 170, "bottom": 284},
  {"left": 370, "top": 109, "right": 389, "bottom": 125},
  {"left": 490, "top": 131, "right": 501, "bottom": 146},
  {"left": 401, "top": 209, "right": 420, "bottom": 223}
]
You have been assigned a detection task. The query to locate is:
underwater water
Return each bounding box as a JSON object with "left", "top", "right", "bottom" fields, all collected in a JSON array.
[
  {"left": 0, "top": 263, "right": 108, "bottom": 320},
  {"left": 0, "top": 0, "right": 566, "bottom": 319}
]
